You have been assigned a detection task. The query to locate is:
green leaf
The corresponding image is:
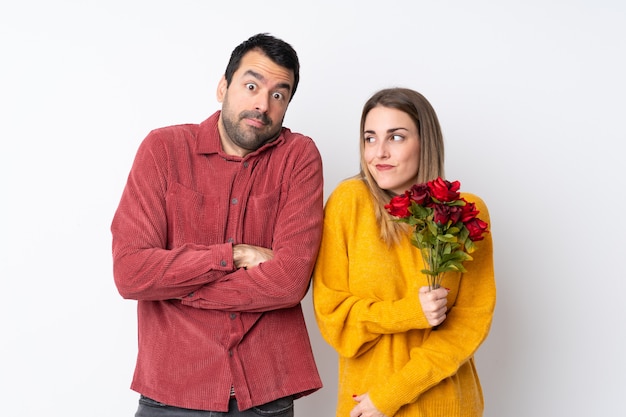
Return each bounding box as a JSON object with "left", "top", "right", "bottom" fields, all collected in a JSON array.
[
  {"left": 410, "top": 203, "right": 432, "bottom": 218},
  {"left": 438, "top": 234, "right": 457, "bottom": 243},
  {"left": 458, "top": 226, "right": 469, "bottom": 244},
  {"left": 426, "top": 221, "right": 439, "bottom": 236},
  {"left": 447, "top": 226, "right": 461, "bottom": 235},
  {"left": 465, "top": 240, "right": 476, "bottom": 253}
]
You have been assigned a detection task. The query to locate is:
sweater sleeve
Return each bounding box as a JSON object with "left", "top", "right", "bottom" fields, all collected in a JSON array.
[
  {"left": 369, "top": 194, "right": 496, "bottom": 416},
  {"left": 111, "top": 131, "right": 234, "bottom": 301}
]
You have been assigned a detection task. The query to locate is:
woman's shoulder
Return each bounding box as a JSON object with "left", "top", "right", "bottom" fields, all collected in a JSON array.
[
  {"left": 331, "top": 177, "right": 369, "bottom": 194},
  {"left": 460, "top": 191, "right": 485, "bottom": 204},
  {"left": 325, "top": 177, "right": 372, "bottom": 212},
  {"left": 460, "top": 192, "right": 490, "bottom": 218},
  {"left": 327, "top": 177, "right": 371, "bottom": 204}
]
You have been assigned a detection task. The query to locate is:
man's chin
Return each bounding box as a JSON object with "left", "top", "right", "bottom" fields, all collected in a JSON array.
[{"left": 234, "top": 137, "right": 267, "bottom": 152}]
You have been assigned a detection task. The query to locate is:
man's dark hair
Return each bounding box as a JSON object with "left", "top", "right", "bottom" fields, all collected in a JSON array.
[{"left": 224, "top": 33, "right": 300, "bottom": 101}]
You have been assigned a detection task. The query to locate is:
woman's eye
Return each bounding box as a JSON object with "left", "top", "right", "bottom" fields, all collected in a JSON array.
[
  {"left": 364, "top": 136, "right": 376, "bottom": 143},
  {"left": 391, "top": 134, "right": 404, "bottom": 141}
]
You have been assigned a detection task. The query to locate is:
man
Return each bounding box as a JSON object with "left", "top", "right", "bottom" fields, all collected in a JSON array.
[{"left": 111, "top": 33, "right": 323, "bottom": 417}]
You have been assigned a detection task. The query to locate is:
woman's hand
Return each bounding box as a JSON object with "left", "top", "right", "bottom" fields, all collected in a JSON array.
[
  {"left": 418, "top": 286, "right": 449, "bottom": 326},
  {"left": 350, "top": 393, "right": 388, "bottom": 417},
  {"left": 233, "top": 244, "right": 274, "bottom": 270}
]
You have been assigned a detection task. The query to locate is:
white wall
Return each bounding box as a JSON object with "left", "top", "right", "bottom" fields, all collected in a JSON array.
[{"left": 1, "top": 1, "right": 624, "bottom": 416}]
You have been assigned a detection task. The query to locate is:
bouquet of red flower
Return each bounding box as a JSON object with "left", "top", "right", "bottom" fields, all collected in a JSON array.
[{"left": 384, "top": 177, "right": 489, "bottom": 290}]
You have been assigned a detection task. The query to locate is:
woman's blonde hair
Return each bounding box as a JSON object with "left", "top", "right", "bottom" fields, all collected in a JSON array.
[{"left": 357, "top": 88, "right": 445, "bottom": 245}]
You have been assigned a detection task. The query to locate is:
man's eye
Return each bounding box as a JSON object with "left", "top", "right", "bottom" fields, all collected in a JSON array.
[
  {"left": 245, "top": 83, "right": 256, "bottom": 91},
  {"left": 272, "top": 92, "right": 284, "bottom": 100}
]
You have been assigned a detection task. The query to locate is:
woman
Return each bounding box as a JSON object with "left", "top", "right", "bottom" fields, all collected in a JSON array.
[{"left": 312, "top": 88, "right": 496, "bottom": 417}]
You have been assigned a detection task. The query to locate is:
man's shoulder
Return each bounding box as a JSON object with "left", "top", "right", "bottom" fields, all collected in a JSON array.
[
  {"left": 275, "top": 127, "right": 321, "bottom": 163},
  {"left": 281, "top": 127, "right": 315, "bottom": 145},
  {"left": 146, "top": 112, "right": 219, "bottom": 141},
  {"left": 138, "top": 124, "right": 201, "bottom": 155},
  {"left": 149, "top": 123, "right": 199, "bottom": 138}
]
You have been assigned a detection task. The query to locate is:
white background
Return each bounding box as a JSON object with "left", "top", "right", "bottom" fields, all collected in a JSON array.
[{"left": 1, "top": 1, "right": 625, "bottom": 416}]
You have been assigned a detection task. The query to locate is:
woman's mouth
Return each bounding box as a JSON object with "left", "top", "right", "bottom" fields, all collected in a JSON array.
[{"left": 375, "top": 164, "right": 395, "bottom": 171}]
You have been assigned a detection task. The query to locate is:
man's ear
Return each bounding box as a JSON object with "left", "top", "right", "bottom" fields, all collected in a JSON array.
[{"left": 216, "top": 75, "right": 227, "bottom": 103}]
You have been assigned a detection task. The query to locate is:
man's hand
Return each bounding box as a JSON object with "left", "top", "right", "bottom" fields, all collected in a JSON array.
[{"left": 233, "top": 244, "right": 274, "bottom": 270}]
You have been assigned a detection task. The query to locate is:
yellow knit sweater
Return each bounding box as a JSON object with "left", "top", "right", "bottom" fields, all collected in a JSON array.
[{"left": 312, "top": 178, "right": 496, "bottom": 417}]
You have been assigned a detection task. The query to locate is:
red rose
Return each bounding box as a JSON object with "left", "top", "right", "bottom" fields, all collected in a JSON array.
[
  {"left": 427, "top": 177, "right": 461, "bottom": 202},
  {"left": 385, "top": 192, "right": 411, "bottom": 218},
  {"left": 465, "top": 217, "right": 489, "bottom": 241},
  {"left": 409, "top": 183, "right": 431, "bottom": 205},
  {"left": 460, "top": 199, "right": 480, "bottom": 222},
  {"left": 433, "top": 204, "right": 462, "bottom": 225}
]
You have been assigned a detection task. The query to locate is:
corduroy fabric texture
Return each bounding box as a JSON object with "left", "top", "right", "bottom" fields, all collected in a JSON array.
[{"left": 112, "top": 111, "right": 324, "bottom": 412}]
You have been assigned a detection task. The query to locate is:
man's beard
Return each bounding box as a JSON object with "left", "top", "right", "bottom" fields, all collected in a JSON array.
[{"left": 221, "top": 107, "right": 282, "bottom": 152}]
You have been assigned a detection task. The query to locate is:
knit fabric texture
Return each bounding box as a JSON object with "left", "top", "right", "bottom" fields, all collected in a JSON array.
[{"left": 313, "top": 178, "right": 496, "bottom": 417}]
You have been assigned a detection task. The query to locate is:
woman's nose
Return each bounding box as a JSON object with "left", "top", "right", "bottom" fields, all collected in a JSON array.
[{"left": 376, "top": 141, "right": 389, "bottom": 158}]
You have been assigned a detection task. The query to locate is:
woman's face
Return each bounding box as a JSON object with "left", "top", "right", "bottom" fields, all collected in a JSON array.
[{"left": 363, "top": 106, "right": 420, "bottom": 195}]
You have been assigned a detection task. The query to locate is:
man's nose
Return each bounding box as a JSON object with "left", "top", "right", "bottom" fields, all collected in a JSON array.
[{"left": 254, "top": 93, "right": 270, "bottom": 113}]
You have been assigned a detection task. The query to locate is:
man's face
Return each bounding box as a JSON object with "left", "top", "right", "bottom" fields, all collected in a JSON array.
[{"left": 217, "top": 49, "right": 295, "bottom": 157}]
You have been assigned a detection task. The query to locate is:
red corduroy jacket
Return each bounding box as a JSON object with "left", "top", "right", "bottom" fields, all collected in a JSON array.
[{"left": 111, "top": 111, "right": 323, "bottom": 411}]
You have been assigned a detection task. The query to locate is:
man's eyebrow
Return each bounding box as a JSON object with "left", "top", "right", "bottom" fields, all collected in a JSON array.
[
  {"left": 243, "top": 69, "right": 292, "bottom": 93},
  {"left": 244, "top": 69, "right": 264, "bottom": 83}
]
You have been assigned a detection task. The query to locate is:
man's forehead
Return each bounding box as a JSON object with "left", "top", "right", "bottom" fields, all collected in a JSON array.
[{"left": 236, "top": 51, "right": 294, "bottom": 88}]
